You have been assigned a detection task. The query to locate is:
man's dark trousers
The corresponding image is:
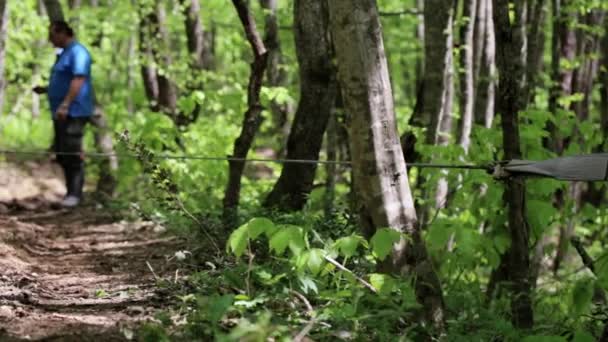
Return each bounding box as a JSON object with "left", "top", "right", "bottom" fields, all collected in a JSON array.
[{"left": 53, "top": 117, "right": 88, "bottom": 198}]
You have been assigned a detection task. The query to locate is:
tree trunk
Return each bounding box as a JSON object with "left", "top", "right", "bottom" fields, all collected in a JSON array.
[
  {"left": 492, "top": 0, "right": 534, "bottom": 329},
  {"left": 524, "top": 0, "right": 547, "bottom": 104},
  {"left": 458, "top": 0, "right": 478, "bottom": 152},
  {"left": 547, "top": 0, "right": 576, "bottom": 154},
  {"left": 424, "top": 0, "right": 455, "bottom": 146},
  {"left": 181, "top": 0, "right": 213, "bottom": 70},
  {"left": 473, "top": 0, "right": 496, "bottom": 127},
  {"left": 0, "top": 0, "right": 8, "bottom": 116},
  {"left": 42, "top": 0, "right": 64, "bottom": 21},
  {"left": 328, "top": 0, "right": 445, "bottom": 331},
  {"left": 260, "top": 0, "right": 291, "bottom": 150},
  {"left": 553, "top": 10, "right": 605, "bottom": 273},
  {"left": 601, "top": 16, "right": 608, "bottom": 148},
  {"left": 263, "top": 0, "right": 337, "bottom": 212},
  {"left": 222, "top": 0, "right": 268, "bottom": 227},
  {"left": 324, "top": 109, "right": 338, "bottom": 218}
]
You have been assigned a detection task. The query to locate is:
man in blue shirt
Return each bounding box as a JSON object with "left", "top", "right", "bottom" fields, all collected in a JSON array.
[{"left": 33, "top": 21, "right": 94, "bottom": 207}]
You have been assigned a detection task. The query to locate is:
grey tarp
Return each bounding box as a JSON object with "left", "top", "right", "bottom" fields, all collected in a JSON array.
[{"left": 503, "top": 154, "right": 608, "bottom": 181}]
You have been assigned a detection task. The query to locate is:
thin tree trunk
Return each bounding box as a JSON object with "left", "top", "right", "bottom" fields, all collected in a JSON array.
[
  {"left": 524, "top": 0, "right": 547, "bottom": 104},
  {"left": 86, "top": 0, "right": 118, "bottom": 196},
  {"left": 601, "top": 16, "right": 608, "bottom": 148},
  {"left": 329, "top": 0, "right": 445, "bottom": 331},
  {"left": 474, "top": 0, "right": 496, "bottom": 127},
  {"left": 424, "top": 0, "right": 455, "bottom": 146},
  {"left": 42, "top": 0, "right": 64, "bottom": 22},
  {"left": 548, "top": 0, "right": 576, "bottom": 154},
  {"left": 263, "top": 0, "right": 336, "bottom": 212},
  {"left": 324, "top": 109, "right": 338, "bottom": 218},
  {"left": 127, "top": 28, "right": 136, "bottom": 114},
  {"left": 492, "top": 0, "right": 534, "bottom": 329},
  {"left": 553, "top": 10, "right": 605, "bottom": 273},
  {"left": 181, "top": 0, "right": 213, "bottom": 70},
  {"left": 473, "top": 0, "right": 487, "bottom": 84},
  {"left": 260, "top": 0, "right": 291, "bottom": 150},
  {"left": 459, "top": 0, "right": 478, "bottom": 152},
  {"left": 0, "top": 0, "right": 8, "bottom": 116},
  {"left": 222, "top": 0, "right": 268, "bottom": 227}
]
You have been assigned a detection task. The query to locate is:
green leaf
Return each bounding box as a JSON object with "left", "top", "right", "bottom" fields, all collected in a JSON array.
[
  {"left": 572, "top": 331, "right": 596, "bottom": 342},
  {"left": 369, "top": 273, "right": 396, "bottom": 295},
  {"left": 307, "top": 248, "right": 326, "bottom": 275},
  {"left": 227, "top": 224, "right": 249, "bottom": 258},
  {"left": 527, "top": 200, "right": 556, "bottom": 237},
  {"left": 269, "top": 225, "right": 305, "bottom": 256},
  {"left": 571, "top": 278, "right": 594, "bottom": 317},
  {"left": 247, "top": 217, "right": 274, "bottom": 240},
  {"left": 370, "top": 228, "right": 402, "bottom": 261},
  {"left": 334, "top": 235, "right": 365, "bottom": 258}
]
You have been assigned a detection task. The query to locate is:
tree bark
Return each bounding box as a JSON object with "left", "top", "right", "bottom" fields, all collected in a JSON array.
[
  {"left": 328, "top": 0, "right": 445, "bottom": 331},
  {"left": 423, "top": 0, "right": 455, "bottom": 146},
  {"left": 601, "top": 15, "right": 608, "bottom": 147},
  {"left": 492, "top": 0, "right": 534, "bottom": 329},
  {"left": 263, "top": 0, "right": 337, "bottom": 212},
  {"left": 458, "top": 0, "right": 478, "bottom": 152},
  {"left": 222, "top": 0, "right": 268, "bottom": 227},
  {"left": 0, "top": 0, "right": 8, "bottom": 117},
  {"left": 474, "top": 0, "right": 496, "bottom": 127},
  {"left": 181, "top": 0, "right": 213, "bottom": 71},
  {"left": 42, "top": 0, "right": 64, "bottom": 21},
  {"left": 524, "top": 0, "right": 547, "bottom": 104},
  {"left": 260, "top": 0, "right": 291, "bottom": 149}
]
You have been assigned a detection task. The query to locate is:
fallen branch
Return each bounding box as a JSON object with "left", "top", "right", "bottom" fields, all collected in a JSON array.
[
  {"left": 290, "top": 290, "right": 316, "bottom": 342},
  {"left": 324, "top": 256, "right": 377, "bottom": 293}
]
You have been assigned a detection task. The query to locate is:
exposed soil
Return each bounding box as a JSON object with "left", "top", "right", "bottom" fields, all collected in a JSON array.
[{"left": 0, "top": 160, "right": 179, "bottom": 341}]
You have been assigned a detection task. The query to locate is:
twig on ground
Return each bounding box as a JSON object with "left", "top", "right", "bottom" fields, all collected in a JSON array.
[
  {"left": 291, "top": 290, "right": 316, "bottom": 342},
  {"left": 146, "top": 261, "right": 160, "bottom": 281},
  {"left": 324, "top": 256, "right": 377, "bottom": 293}
]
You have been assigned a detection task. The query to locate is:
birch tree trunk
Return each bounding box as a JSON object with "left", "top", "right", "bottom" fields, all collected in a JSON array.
[
  {"left": 263, "top": 0, "right": 337, "bottom": 211},
  {"left": 328, "top": 0, "right": 445, "bottom": 331},
  {"left": 492, "top": 0, "right": 534, "bottom": 329},
  {"left": 459, "top": 0, "right": 478, "bottom": 152},
  {"left": 0, "top": 0, "right": 8, "bottom": 117},
  {"left": 473, "top": 0, "right": 496, "bottom": 128}
]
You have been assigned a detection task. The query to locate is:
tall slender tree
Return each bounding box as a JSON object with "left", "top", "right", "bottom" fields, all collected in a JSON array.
[
  {"left": 459, "top": 0, "right": 478, "bottom": 152},
  {"left": 492, "top": 0, "right": 534, "bottom": 329},
  {"left": 473, "top": 0, "right": 496, "bottom": 127},
  {"left": 260, "top": 0, "right": 291, "bottom": 149},
  {"left": 263, "top": 0, "right": 337, "bottom": 211},
  {"left": 222, "top": 0, "right": 268, "bottom": 226},
  {"left": 328, "top": 0, "right": 445, "bottom": 330},
  {"left": 0, "top": 0, "right": 8, "bottom": 117}
]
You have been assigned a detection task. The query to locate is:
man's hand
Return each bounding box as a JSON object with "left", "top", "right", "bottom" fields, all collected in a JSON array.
[
  {"left": 56, "top": 102, "right": 70, "bottom": 120},
  {"left": 32, "top": 86, "right": 48, "bottom": 94}
]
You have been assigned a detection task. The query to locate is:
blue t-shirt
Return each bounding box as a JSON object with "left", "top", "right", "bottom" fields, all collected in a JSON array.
[{"left": 48, "top": 41, "right": 94, "bottom": 118}]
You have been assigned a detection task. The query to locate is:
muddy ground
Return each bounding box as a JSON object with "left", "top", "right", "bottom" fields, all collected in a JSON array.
[{"left": 0, "top": 160, "right": 180, "bottom": 341}]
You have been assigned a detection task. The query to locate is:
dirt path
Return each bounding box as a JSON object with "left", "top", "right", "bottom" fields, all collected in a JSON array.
[{"left": 0, "top": 160, "right": 179, "bottom": 341}]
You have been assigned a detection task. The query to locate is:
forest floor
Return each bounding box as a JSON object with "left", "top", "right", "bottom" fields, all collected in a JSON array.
[{"left": 0, "top": 160, "right": 180, "bottom": 341}]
